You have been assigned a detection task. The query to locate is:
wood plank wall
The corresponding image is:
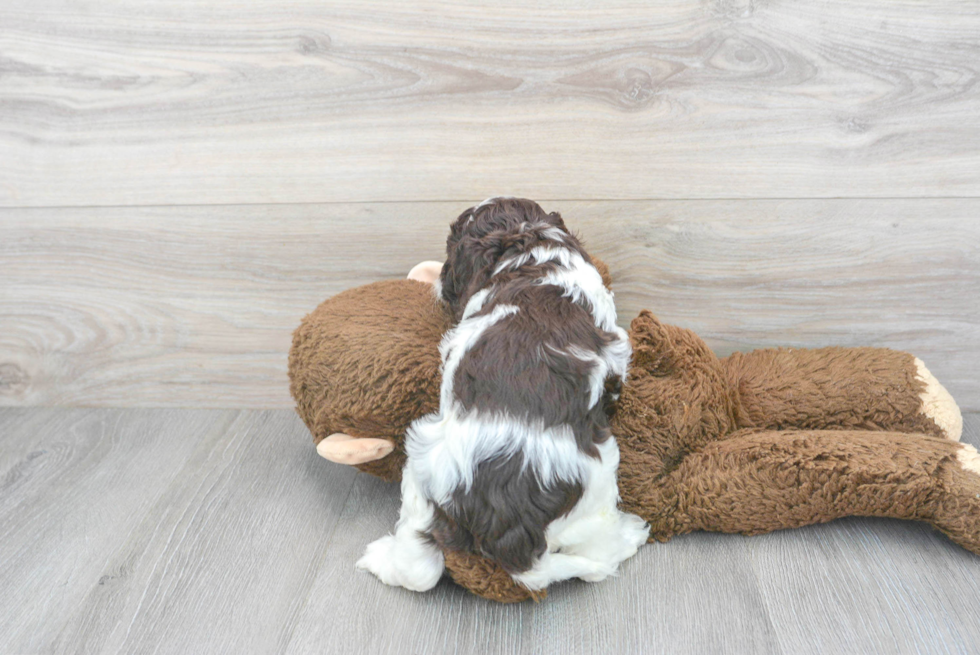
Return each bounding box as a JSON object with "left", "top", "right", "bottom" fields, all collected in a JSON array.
[{"left": 1, "top": 1, "right": 978, "bottom": 409}]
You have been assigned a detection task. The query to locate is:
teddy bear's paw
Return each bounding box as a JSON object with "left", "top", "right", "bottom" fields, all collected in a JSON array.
[
  {"left": 356, "top": 534, "right": 445, "bottom": 592},
  {"left": 915, "top": 358, "right": 963, "bottom": 441},
  {"left": 958, "top": 443, "right": 980, "bottom": 477}
]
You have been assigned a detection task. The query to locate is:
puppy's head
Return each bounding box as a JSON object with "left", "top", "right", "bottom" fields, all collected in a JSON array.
[{"left": 439, "top": 198, "right": 570, "bottom": 319}]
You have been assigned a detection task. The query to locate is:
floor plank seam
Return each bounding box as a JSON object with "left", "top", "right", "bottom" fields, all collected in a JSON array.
[{"left": 4, "top": 196, "right": 980, "bottom": 212}]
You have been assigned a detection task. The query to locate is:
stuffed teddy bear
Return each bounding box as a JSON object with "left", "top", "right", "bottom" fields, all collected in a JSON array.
[{"left": 288, "top": 256, "right": 979, "bottom": 603}]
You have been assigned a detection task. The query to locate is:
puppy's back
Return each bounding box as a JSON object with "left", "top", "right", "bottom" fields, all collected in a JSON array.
[{"left": 429, "top": 282, "right": 622, "bottom": 574}]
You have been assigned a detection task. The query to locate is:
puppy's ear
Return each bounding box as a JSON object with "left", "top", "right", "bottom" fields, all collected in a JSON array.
[
  {"left": 439, "top": 236, "right": 466, "bottom": 312},
  {"left": 440, "top": 233, "right": 505, "bottom": 320},
  {"left": 546, "top": 210, "right": 568, "bottom": 232},
  {"left": 440, "top": 210, "right": 474, "bottom": 310},
  {"left": 440, "top": 233, "right": 483, "bottom": 316}
]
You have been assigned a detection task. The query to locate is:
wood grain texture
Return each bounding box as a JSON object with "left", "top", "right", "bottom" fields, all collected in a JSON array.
[
  {"left": 749, "top": 517, "right": 980, "bottom": 654},
  {"left": 284, "top": 471, "right": 782, "bottom": 655},
  {"left": 747, "top": 411, "right": 980, "bottom": 653},
  {"left": 0, "top": 408, "right": 357, "bottom": 655},
  {"left": 2, "top": 200, "right": 977, "bottom": 410},
  {"left": 0, "top": 408, "right": 239, "bottom": 652},
  {"left": 1, "top": 409, "right": 978, "bottom": 654},
  {"left": 1, "top": 0, "right": 979, "bottom": 206}
]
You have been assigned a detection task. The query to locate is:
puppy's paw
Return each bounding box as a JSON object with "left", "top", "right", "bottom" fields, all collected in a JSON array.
[
  {"left": 356, "top": 534, "right": 445, "bottom": 592},
  {"left": 356, "top": 535, "right": 400, "bottom": 585},
  {"left": 576, "top": 559, "right": 618, "bottom": 583},
  {"left": 621, "top": 513, "right": 652, "bottom": 554}
]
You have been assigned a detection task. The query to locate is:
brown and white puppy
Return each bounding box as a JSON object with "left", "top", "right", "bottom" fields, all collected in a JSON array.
[{"left": 356, "top": 198, "right": 649, "bottom": 592}]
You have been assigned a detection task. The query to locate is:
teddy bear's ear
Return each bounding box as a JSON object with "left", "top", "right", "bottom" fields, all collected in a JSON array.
[
  {"left": 626, "top": 311, "right": 670, "bottom": 371},
  {"left": 626, "top": 311, "right": 710, "bottom": 378}
]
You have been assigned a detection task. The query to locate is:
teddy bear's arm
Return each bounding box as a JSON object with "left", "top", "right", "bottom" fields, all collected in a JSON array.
[
  {"left": 722, "top": 348, "right": 962, "bottom": 441},
  {"left": 618, "top": 427, "right": 980, "bottom": 555},
  {"left": 442, "top": 549, "right": 543, "bottom": 603}
]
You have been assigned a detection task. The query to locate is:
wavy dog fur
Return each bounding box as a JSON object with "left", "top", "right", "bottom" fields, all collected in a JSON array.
[{"left": 357, "top": 198, "right": 648, "bottom": 592}]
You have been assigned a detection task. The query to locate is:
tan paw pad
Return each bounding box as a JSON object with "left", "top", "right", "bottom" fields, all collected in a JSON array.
[
  {"left": 958, "top": 444, "right": 980, "bottom": 476},
  {"left": 914, "top": 358, "right": 963, "bottom": 441},
  {"left": 316, "top": 433, "right": 395, "bottom": 465}
]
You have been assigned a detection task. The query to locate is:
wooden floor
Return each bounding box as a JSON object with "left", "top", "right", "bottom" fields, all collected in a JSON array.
[{"left": 1, "top": 408, "right": 978, "bottom": 655}]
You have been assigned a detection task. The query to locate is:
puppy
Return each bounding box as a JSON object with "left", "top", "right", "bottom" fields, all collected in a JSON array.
[{"left": 357, "top": 198, "right": 649, "bottom": 592}]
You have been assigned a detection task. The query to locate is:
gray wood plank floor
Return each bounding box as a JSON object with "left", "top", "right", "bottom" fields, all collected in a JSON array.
[{"left": 2, "top": 409, "right": 978, "bottom": 655}]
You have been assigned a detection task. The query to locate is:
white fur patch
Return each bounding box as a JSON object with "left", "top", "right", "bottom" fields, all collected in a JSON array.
[
  {"left": 492, "top": 245, "right": 621, "bottom": 337},
  {"left": 494, "top": 244, "right": 571, "bottom": 276},
  {"left": 476, "top": 196, "right": 513, "bottom": 209},
  {"left": 540, "top": 226, "right": 567, "bottom": 243},
  {"left": 550, "top": 336, "right": 631, "bottom": 409},
  {"left": 513, "top": 438, "right": 649, "bottom": 590},
  {"left": 958, "top": 443, "right": 980, "bottom": 476},
  {"left": 536, "top": 250, "right": 620, "bottom": 333},
  {"left": 356, "top": 466, "right": 445, "bottom": 591},
  {"left": 914, "top": 358, "right": 963, "bottom": 441},
  {"left": 407, "top": 411, "right": 589, "bottom": 506},
  {"left": 461, "top": 288, "right": 492, "bottom": 320}
]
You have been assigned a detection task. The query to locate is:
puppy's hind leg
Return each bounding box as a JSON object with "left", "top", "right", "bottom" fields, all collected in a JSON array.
[
  {"left": 356, "top": 465, "right": 445, "bottom": 592},
  {"left": 516, "top": 438, "right": 649, "bottom": 590},
  {"left": 512, "top": 552, "right": 618, "bottom": 591}
]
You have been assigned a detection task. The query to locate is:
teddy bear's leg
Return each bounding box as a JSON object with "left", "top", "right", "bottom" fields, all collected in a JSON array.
[
  {"left": 355, "top": 464, "right": 445, "bottom": 592},
  {"left": 624, "top": 428, "right": 980, "bottom": 556},
  {"left": 722, "top": 347, "right": 962, "bottom": 441}
]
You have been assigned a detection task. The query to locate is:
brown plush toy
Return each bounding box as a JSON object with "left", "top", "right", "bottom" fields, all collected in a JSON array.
[{"left": 288, "top": 258, "right": 978, "bottom": 603}]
